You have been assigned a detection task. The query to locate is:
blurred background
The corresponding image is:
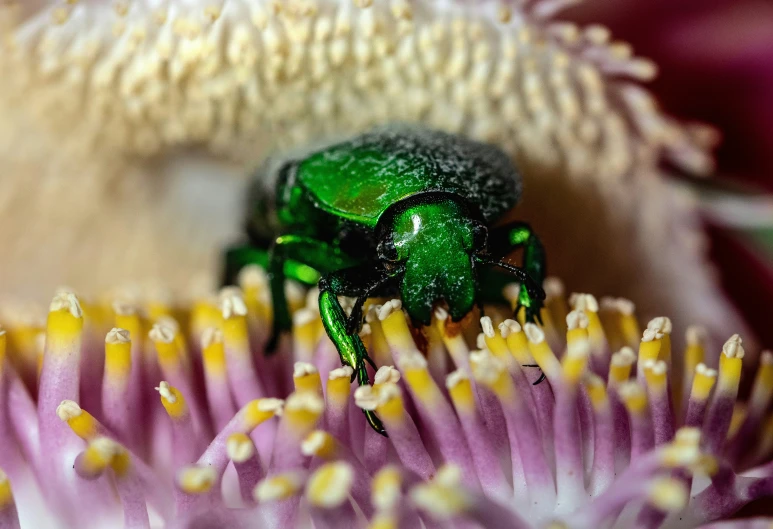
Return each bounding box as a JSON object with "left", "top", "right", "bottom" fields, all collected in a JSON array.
[{"left": 0, "top": 0, "right": 771, "bottom": 351}]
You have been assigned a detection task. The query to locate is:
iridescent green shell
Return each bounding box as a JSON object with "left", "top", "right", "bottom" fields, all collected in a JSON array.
[{"left": 295, "top": 126, "right": 522, "bottom": 227}]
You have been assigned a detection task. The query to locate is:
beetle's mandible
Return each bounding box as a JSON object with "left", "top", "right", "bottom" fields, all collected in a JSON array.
[{"left": 223, "top": 125, "right": 547, "bottom": 436}]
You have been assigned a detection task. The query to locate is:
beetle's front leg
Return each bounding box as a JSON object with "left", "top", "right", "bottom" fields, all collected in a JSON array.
[{"left": 318, "top": 266, "right": 393, "bottom": 436}]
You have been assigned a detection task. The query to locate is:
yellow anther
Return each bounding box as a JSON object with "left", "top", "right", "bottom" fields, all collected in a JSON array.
[
  {"left": 201, "top": 327, "right": 227, "bottom": 377},
  {"left": 585, "top": 373, "right": 609, "bottom": 410},
  {"left": 306, "top": 462, "right": 353, "bottom": 507},
  {"left": 156, "top": 381, "right": 188, "bottom": 419},
  {"left": 57, "top": 400, "right": 99, "bottom": 440},
  {"left": 104, "top": 327, "right": 131, "bottom": 383},
  {"left": 619, "top": 381, "right": 648, "bottom": 415},
  {"left": 643, "top": 360, "right": 668, "bottom": 394},
  {"left": 301, "top": 430, "right": 337, "bottom": 459},
  {"left": 243, "top": 398, "right": 284, "bottom": 430},
  {"left": 178, "top": 466, "right": 217, "bottom": 494},
  {"left": 284, "top": 392, "right": 324, "bottom": 435},
  {"left": 293, "top": 362, "right": 322, "bottom": 395},
  {"left": 609, "top": 347, "right": 636, "bottom": 387},
  {"left": 372, "top": 466, "right": 402, "bottom": 511},
  {"left": 0, "top": 470, "right": 13, "bottom": 509},
  {"left": 690, "top": 364, "right": 717, "bottom": 401},
  {"left": 401, "top": 351, "right": 440, "bottom": 405},
  {"left": 446, "top": 370, "right": 476, "bottom": 414},
  {"left": 46, "top": 290, "right": 84, "bottom": 347},
  {"left": 327, "top": 366, "right": 353, "bottom": 406},
  {"left": 254, "top": 472, "right": 305, "bottom": 502}
]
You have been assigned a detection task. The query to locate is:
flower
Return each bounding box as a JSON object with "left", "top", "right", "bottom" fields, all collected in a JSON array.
[
  {"left": 0, "top": 0, "right": 748, "bottom": 350},
  {"left": 1, "top": 275, "right": 773, "bottom": 528}
]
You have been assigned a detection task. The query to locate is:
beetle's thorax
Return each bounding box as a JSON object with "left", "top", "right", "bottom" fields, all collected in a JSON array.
[{"left": 385, "top": 197, "right": 479, "bottom": 326}]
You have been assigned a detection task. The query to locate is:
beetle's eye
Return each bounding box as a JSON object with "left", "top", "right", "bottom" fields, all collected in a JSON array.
[
  {"left": 377, "top": 239, "right": 399, "bottom": 262},
  {"left": 472, "top": 222, "right": 488, "bottom": 249}
]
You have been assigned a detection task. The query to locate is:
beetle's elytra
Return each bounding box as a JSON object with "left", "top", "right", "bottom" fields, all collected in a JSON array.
[{"left": 223, "top": 125, "right": 547, "bottom": 436}]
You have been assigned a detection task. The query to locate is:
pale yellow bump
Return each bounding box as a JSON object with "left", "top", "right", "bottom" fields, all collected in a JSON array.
[
  {"left": 81, "top": 437, "right": 121, "bottom": 476},
  {"left": 156, "top": 381, "right": 187, "bottom": 419},
  {"left": 150, "top": 322, "right": 180, "bottom": 370},
  {"left": 643, "top": 360, "right": 668, "bottom": 393},
  {"left": 618, "top": 381, "right": 648, "bottom": 415},
  {"left": 685, "top": 325, "right": 706, "bottom": 379},
  {"left": 284, "top": 392, "right": 324, "bottom": 434},
  {"left": 57, "top": 400, "right": 98, "bottom": 440},
  {"left": 410, "top": 483, "right": 470, "bottom": 518},
  {"left": 293, "top": 361, "right": 322, "bottom": 395},
  {"left": 254, "top": 472, "right": 306, "bottom": 503},
  {"left": 691, "top": 363, "right": 717, "bottom": 401},
  {"left": 639, "top": 329, "right": 662, "bottom": 364},
  {"left": 609, "top": 347, "right": 636, "bottom": 386},
  {"left": 105, "top": 327, "right": 131, "bottom": 382},
  {"left": 47, "top": 290, "right": 84, "bottom": 341},
  {"left": 327, "top": 366, "right": 353, "bottom": 404},
  {"left": 227, "top": 433, "right": 255, "bottom": 463},
  {"left": 243, "top": 398, "right": 284, "bottom": 430},
  {"left": 372, "top": 466, "right": 402, "bottom": 511},
  {"left": 718, "top": 335, "right": 744, "bottom": 394},
  {"left": 0, "top": 469, "right": 13, "bottom": 508},
  {"left": 648, "top": 478, "right": 688, "bottom": 512},
  {"left": 372, "top": 383, "right": 404, "bottom": 423},
  {"left": 524, "top": 323, "right": 561, "bottom": 378},
  {"left": 749, "top": 351, "right": 773, "bottom": 413},
  {"left": 470, "top": 350, "right": 513, "bottom": 401},
  {"left": 178, "top": 465, "right": 217, "bottom": 494},
  {"left": 306, "top": 461, "right": 354, "bottom": 507},
  {"left": 446, "top": 369, "right": 475, "bottom": 414},
  {"left": 201, "top": 327, "right": 227, "bottom": 377},
  {"left": 301, "top": 430, "right": 337, "bottom": 459},
  {"left": 401, "top": 350, "right": 439, "bottom": 405},
  {"left": 563, "top": 339, "right": 590, "bottom": 385},
  {"left": 585, "top": 373, "right": 609, "bottom": 410}
]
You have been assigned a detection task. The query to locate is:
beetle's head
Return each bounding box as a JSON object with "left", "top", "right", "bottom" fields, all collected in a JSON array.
[{"left": 377, "top": 195, "right": 486, "bottom": 326}]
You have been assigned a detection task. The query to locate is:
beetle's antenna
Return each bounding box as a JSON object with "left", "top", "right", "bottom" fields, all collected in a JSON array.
[{"left": 474, "top": 257, "right": 545, "bottom": 300}]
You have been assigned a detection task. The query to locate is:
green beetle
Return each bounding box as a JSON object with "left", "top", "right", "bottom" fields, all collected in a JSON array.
[{"left": 223, "top": 125, "right": 547, "bottom": 435}]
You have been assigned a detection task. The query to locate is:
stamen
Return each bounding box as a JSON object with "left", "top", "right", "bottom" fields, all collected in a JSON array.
[
  {"left": 410, "top": 482, "right": 531, "bottom": 528},
  {"left": 306, "top": 462, "right": 358, "bottom": 529},
  {"left": 445, "top": 369, "right": 510, "bottom": 499},
  {"left": 254, "top": 471, "right": 306, "bottom": 503},
  {"left": 177, "top": 465, "right": 217, "bottom": 495},
  {"left": 269, "top": 392, "right": 323, "bottom": 473},
  {"left": 355, "top": 383, "right": 434, "bottom": 480},
  {"left": 227, "top": 433, "right": 263, "bottom": 505},
  {"left": 703, "top": 335, "right": 744, "bottom": 454},
  {"left": 619, "top": 381, "right": 654, "bottom": 459},
  {"left": 101, "top": 327, "right": 134, "bottom": 443},
  {"left": 156, "top": 381, "right": 197, "bottom": 466},
  {"left": 39, "top": 290, "right": 84, "bottom": 480},
  {"left": 585, "top": 373, "right": 615, "bottom": 495},
  {"left": 325, "top": 366, "right": 353, "bottom": 444},
  {"left": 728, "top": 351, "right": 773, "bottom": 466},
  {"left": 638, "top": 329, "right": 663, "bottom": 383},
  {"left": 609, "top": 347, "right": 636, "bottom": 388},
  {"left": 470, "top": 350, "right": 555, "bottom": 508},
  {"left": 293, "top": 361, "right": 321, "bottom": 395},
  {"left": 643, "top": 360, "right": 675, "bottom": 445},
  {"left": 524, "top": 323, "right": 562, "bottom": 383},
  {"left": 398, "top": 349, "right": 478, "bottom": 488},
  {"left": 200, "top": 327, "right": 236, "bottom": 431},
  {"left": 219, "top": 287, "right": 266, "bottom": 404},
  {"left": 685, "top": 363, "right": 718, "bottom": 427}
]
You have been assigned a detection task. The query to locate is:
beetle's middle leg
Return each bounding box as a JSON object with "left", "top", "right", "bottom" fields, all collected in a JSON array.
[
  {"left": 483, "top": 221, "right": 547, "bottom": 324},
  {"left": 265, "top": 235, "right": 356, "bottom": 353}
]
